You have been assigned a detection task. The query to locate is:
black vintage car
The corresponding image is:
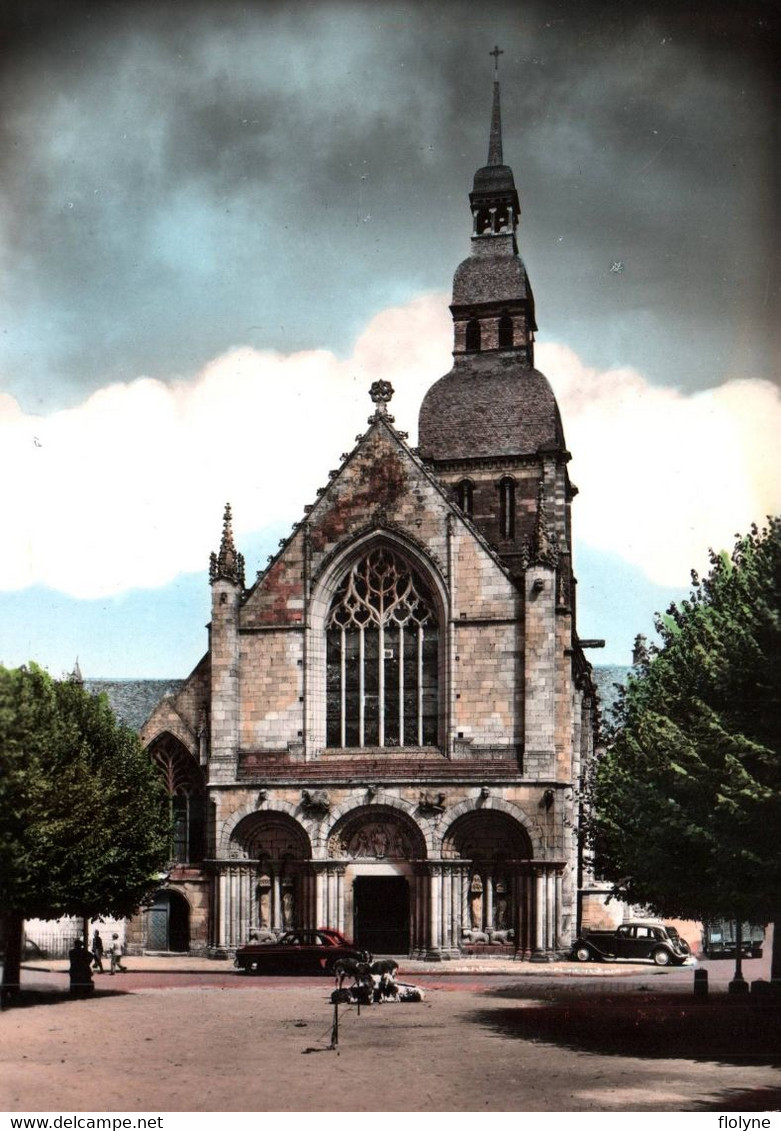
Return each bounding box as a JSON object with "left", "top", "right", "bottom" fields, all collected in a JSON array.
[{"left": 572, "top": 921, "right": 691, "bottom": 966}]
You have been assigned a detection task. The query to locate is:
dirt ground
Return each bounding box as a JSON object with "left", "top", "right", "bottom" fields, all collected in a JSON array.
[{"left": 2, "top": 976, "right": 780, "bottom": 1112}]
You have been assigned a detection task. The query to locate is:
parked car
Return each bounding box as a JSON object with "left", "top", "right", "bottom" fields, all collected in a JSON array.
[
  {"left": 234, "top": 928, "right": 365, "bottom": 975},
  {"left": 702, "top": 921, "right": 764, "bottom": 959},
  {"left": 572, "top": 921, "right": 691, "bottom": 966}
]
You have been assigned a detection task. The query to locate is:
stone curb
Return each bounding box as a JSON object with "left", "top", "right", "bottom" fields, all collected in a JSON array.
[{"left": 23, "top": 957, "right": 675, "bottom": 978}]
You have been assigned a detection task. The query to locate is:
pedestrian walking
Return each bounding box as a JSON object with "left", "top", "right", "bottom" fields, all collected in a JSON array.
[
  {"left": 68, "top": 938, "right": 94, "bottom": 997},
  {"left": 109, "top": 933, "right": 127, "bottom": 974},
  {"left": 91, "top": 930, "right": 104, "bottom": 973}
]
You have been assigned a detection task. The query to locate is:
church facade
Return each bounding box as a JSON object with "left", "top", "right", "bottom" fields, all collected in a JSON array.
[{"left": 131, "top": 72, "right": 600, "bottom": 960}]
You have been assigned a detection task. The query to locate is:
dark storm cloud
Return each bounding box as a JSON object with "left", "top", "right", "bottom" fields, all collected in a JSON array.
[{"left": 0, "top": 0, "right": 777, "bottom": 411}]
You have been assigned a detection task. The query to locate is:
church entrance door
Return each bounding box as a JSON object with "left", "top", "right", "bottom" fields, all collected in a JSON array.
[
  {"left": 353, "top": 876, "right": 409, "bottom": 954},
  {"left": 147, "top": 890, "right": 190, "bottom": 952}
]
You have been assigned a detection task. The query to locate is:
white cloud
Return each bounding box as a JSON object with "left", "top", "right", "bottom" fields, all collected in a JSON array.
[
  {"left": 1, "top": 300, "right": 778, "bottom": 598},
  {"left": 538, "top": 342, "right": 781, "bottom": 586},
  {"left": 0, "top": 296, "right": 451, "bottom": 598}
]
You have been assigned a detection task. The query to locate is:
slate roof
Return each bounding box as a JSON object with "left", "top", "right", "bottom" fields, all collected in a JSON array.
[
  {"left": 84, "top": 679, "right": 185, "bottom": 731},
  {"left": 591, "top": 666, "right": 631, "bottom": 726},
  {"left": 418, "top": 354, "right": 566, "bottom": 462}
]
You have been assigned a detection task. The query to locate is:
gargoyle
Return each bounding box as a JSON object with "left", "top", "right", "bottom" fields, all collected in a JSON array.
[
  {"left": 418, "top": 791, "right": 447, "bottom": 815},
  {"left": 300, "top": 788, "right": 331, "bottom": 815}
]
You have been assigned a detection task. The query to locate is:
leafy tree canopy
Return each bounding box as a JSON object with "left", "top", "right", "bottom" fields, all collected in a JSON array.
[
  {"left": 0, "top": 663, "right": 171, "bottom": 921},
  {"left": 590, "top": 519, "right": 781, "bottom": 923}
]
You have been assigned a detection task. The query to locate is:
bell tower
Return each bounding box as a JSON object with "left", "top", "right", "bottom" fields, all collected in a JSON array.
[{"left": 418, "top": 49, "right": 572, "bottom": 588}]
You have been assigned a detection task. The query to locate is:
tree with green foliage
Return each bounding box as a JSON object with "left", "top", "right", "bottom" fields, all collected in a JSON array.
[
  {"left": 589, "top": 520, "right": 781, "bottom": 969},
  {"left": 0, "top": 664, "right": 171, "bottom": 1000}
]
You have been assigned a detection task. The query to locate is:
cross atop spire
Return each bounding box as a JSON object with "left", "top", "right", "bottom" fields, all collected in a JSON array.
[{"left": 487, "top": 47, "right": 504, "bottom": 166}]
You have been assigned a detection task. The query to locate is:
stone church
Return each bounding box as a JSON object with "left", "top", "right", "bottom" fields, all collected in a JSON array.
[{"left": 130, "top": 69, "right": 601, "bottom": 960}]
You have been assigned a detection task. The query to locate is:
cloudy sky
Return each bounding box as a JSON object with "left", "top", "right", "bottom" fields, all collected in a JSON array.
[{"left": 1, "top": 0, "right": 778, "bottom": 678}]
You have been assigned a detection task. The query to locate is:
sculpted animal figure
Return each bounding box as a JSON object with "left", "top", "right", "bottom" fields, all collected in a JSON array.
[
  {"left": 462, "top": 928, "right": 490, "bottom": 944},
  {"left": 487, "top": 929, "right": 515, "bottom": 944},
  {"left": 333, "top": 951, "right": 373, "bottom": 990}
]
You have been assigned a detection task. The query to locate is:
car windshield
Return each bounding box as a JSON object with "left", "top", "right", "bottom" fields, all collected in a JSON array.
[{"left": 665, "top": 927, "right": 679, "bottom": 938}]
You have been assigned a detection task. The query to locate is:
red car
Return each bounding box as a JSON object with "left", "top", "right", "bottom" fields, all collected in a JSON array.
[{"left": 234, "top": 928, "right": 365, "bottom": 975}]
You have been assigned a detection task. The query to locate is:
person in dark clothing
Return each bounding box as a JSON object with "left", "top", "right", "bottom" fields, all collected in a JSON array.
[
  {"left": 91, "top": 930, "right": 104, "bottom": 973},
  {"left": 68, "top": 939, "right": 94, "bottom": 997}
]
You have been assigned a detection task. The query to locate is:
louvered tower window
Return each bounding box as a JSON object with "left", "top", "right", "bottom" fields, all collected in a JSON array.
[
  {"left": 465, "top": 318, "right": 481, "bottom": 352},
  {"left": 498, "top": 312, "right": 513, "bottom": 348},
  {"left": 499, "top": 477, "right": 516, "bottom": 539},
  {"left": 326, "top": 547, "right": 438, "bottom": 748},
  {"left": 457, "top": 478, "right": 474, "bottom": 517}
]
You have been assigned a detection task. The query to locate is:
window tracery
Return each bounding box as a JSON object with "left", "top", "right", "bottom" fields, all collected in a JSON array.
[
  {"left": 326, "top": 547, "right": 439, "bottom": 748},
  {"left": 150, "top": 735, "right": 206, "bottom": 863}
]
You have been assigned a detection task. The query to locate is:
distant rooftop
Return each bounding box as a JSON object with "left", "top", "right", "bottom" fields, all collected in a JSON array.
[
  {"left": 591, "top": 665, "right": 631, "bottom": 726},
  {"left": 84, "top": 679, "right": 185, "bottom": 731},
  {"left": 83, "top": 669, "right": 631, "bottom": 735}
]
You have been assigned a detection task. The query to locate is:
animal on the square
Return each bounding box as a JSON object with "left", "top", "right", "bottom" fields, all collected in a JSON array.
[
  {"left": 333, "top": 951, "right": 373, "bottom": 990},
  {"left": 373, "top": 971, "right": 400, "bottom": 1002},
  {"left": 369, "top": 958, "right": 399, "bottom": 978}
]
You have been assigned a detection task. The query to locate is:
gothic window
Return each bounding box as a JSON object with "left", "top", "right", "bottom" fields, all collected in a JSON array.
[
  {"left": 150, "top": 735, "right": 206, "bottom": 864},
  {"left": 326, "top": 546, "right": 439, "bottom": 748},
  {"left": 498, "top": 313, "right": 513, "bottom": 348},
  {"left": 465, "top": 318, "right": 481, "bottom": 352},
  {"left": 499, "top": 477, "right": 516, "bottom": 540},
  {"left": 457, "top": 479, "right": 474, "bottom": 517}
]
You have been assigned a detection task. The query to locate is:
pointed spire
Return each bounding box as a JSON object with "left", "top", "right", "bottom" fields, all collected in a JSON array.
[
  {"left": 488, "top": 45, "right": 504, "bottom": 166},
  {"left": 209, "top": 502, "right": 246, "bottom": 587},
  {"left": 68, "top": 658, "right": 83, "bottom": 685}
]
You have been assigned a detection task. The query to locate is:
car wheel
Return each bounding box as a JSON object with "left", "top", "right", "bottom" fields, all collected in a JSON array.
[
  {"left": 574, "top": 945, "right": 592, "bottom": 962},
  {"left": 248, "top": 959, "right": 260, "bottom": 975},
  {"left": 652, "top": 948, "right": 671, "bottom": 966}
]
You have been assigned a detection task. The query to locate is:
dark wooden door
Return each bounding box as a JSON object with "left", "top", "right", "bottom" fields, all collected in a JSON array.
[{"left": 353, "top": 877, "right": 409, "bottom": 954}]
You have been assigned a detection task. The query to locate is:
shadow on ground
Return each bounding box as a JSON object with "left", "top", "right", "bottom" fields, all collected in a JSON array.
[
  {"left": 702, "top": 1087, "right": 781, "bottom": 1111},
  {"left": 1, "top": 988, "right": 129, "bottom": 1010},
  {"left": 472, "top": 989, "right": 781, "bottom": 1067}
]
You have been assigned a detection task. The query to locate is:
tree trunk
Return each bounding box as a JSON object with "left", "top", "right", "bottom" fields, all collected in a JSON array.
[
  {"left": 1, "top": 910, "right": 24, "bottom": 1006},
  {"left": 771, "top": 920, "right": 781, "bottom": 983}
]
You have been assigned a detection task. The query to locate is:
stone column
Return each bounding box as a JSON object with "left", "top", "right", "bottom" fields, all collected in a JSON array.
[
  {"left": 461, "top": 869, "right": 470, "bottom": 936},
  {"left": 215, "top": 867, "right": 228, "bottom": 950},
  {"left": 414, "top": 869, "right": 428, "bottom": 956},
  {"left": 533, "top": 867, "right": 545, "bottom": 958},
  {"left": 272, "top": 871, "right": 282, "bottom": 931},
  {"left": 546, "top": 869, "right": 556, "bottom": 951},
  {"left": 314, "top": 866, "right": 326, "bottom": 929},
  {"left": 335, "top": 868, "right": 345, "bottom": 934},
  {"left": 240, "top": 866, "right": 252, "bottom": 941},
  {"left": 485, "top": 868, "right": 494, "bottom": 931},
  {"left": 427, "top": 865, "right": 443, "bottom": 958},
  {"left": 555, "top": 869, "right": 564, "bottom": 951},
  {"left": 325, "top": 867, "right": 336, "bottom": 927},
  {"left": 441, "top": 864, "right": 452, "bottom": 950},
  {"left": 451, "top": 868, "right": 461, "bottom": 953},
  {"left": 229, "top": 867, "right": 239, "bottom": 947}
]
